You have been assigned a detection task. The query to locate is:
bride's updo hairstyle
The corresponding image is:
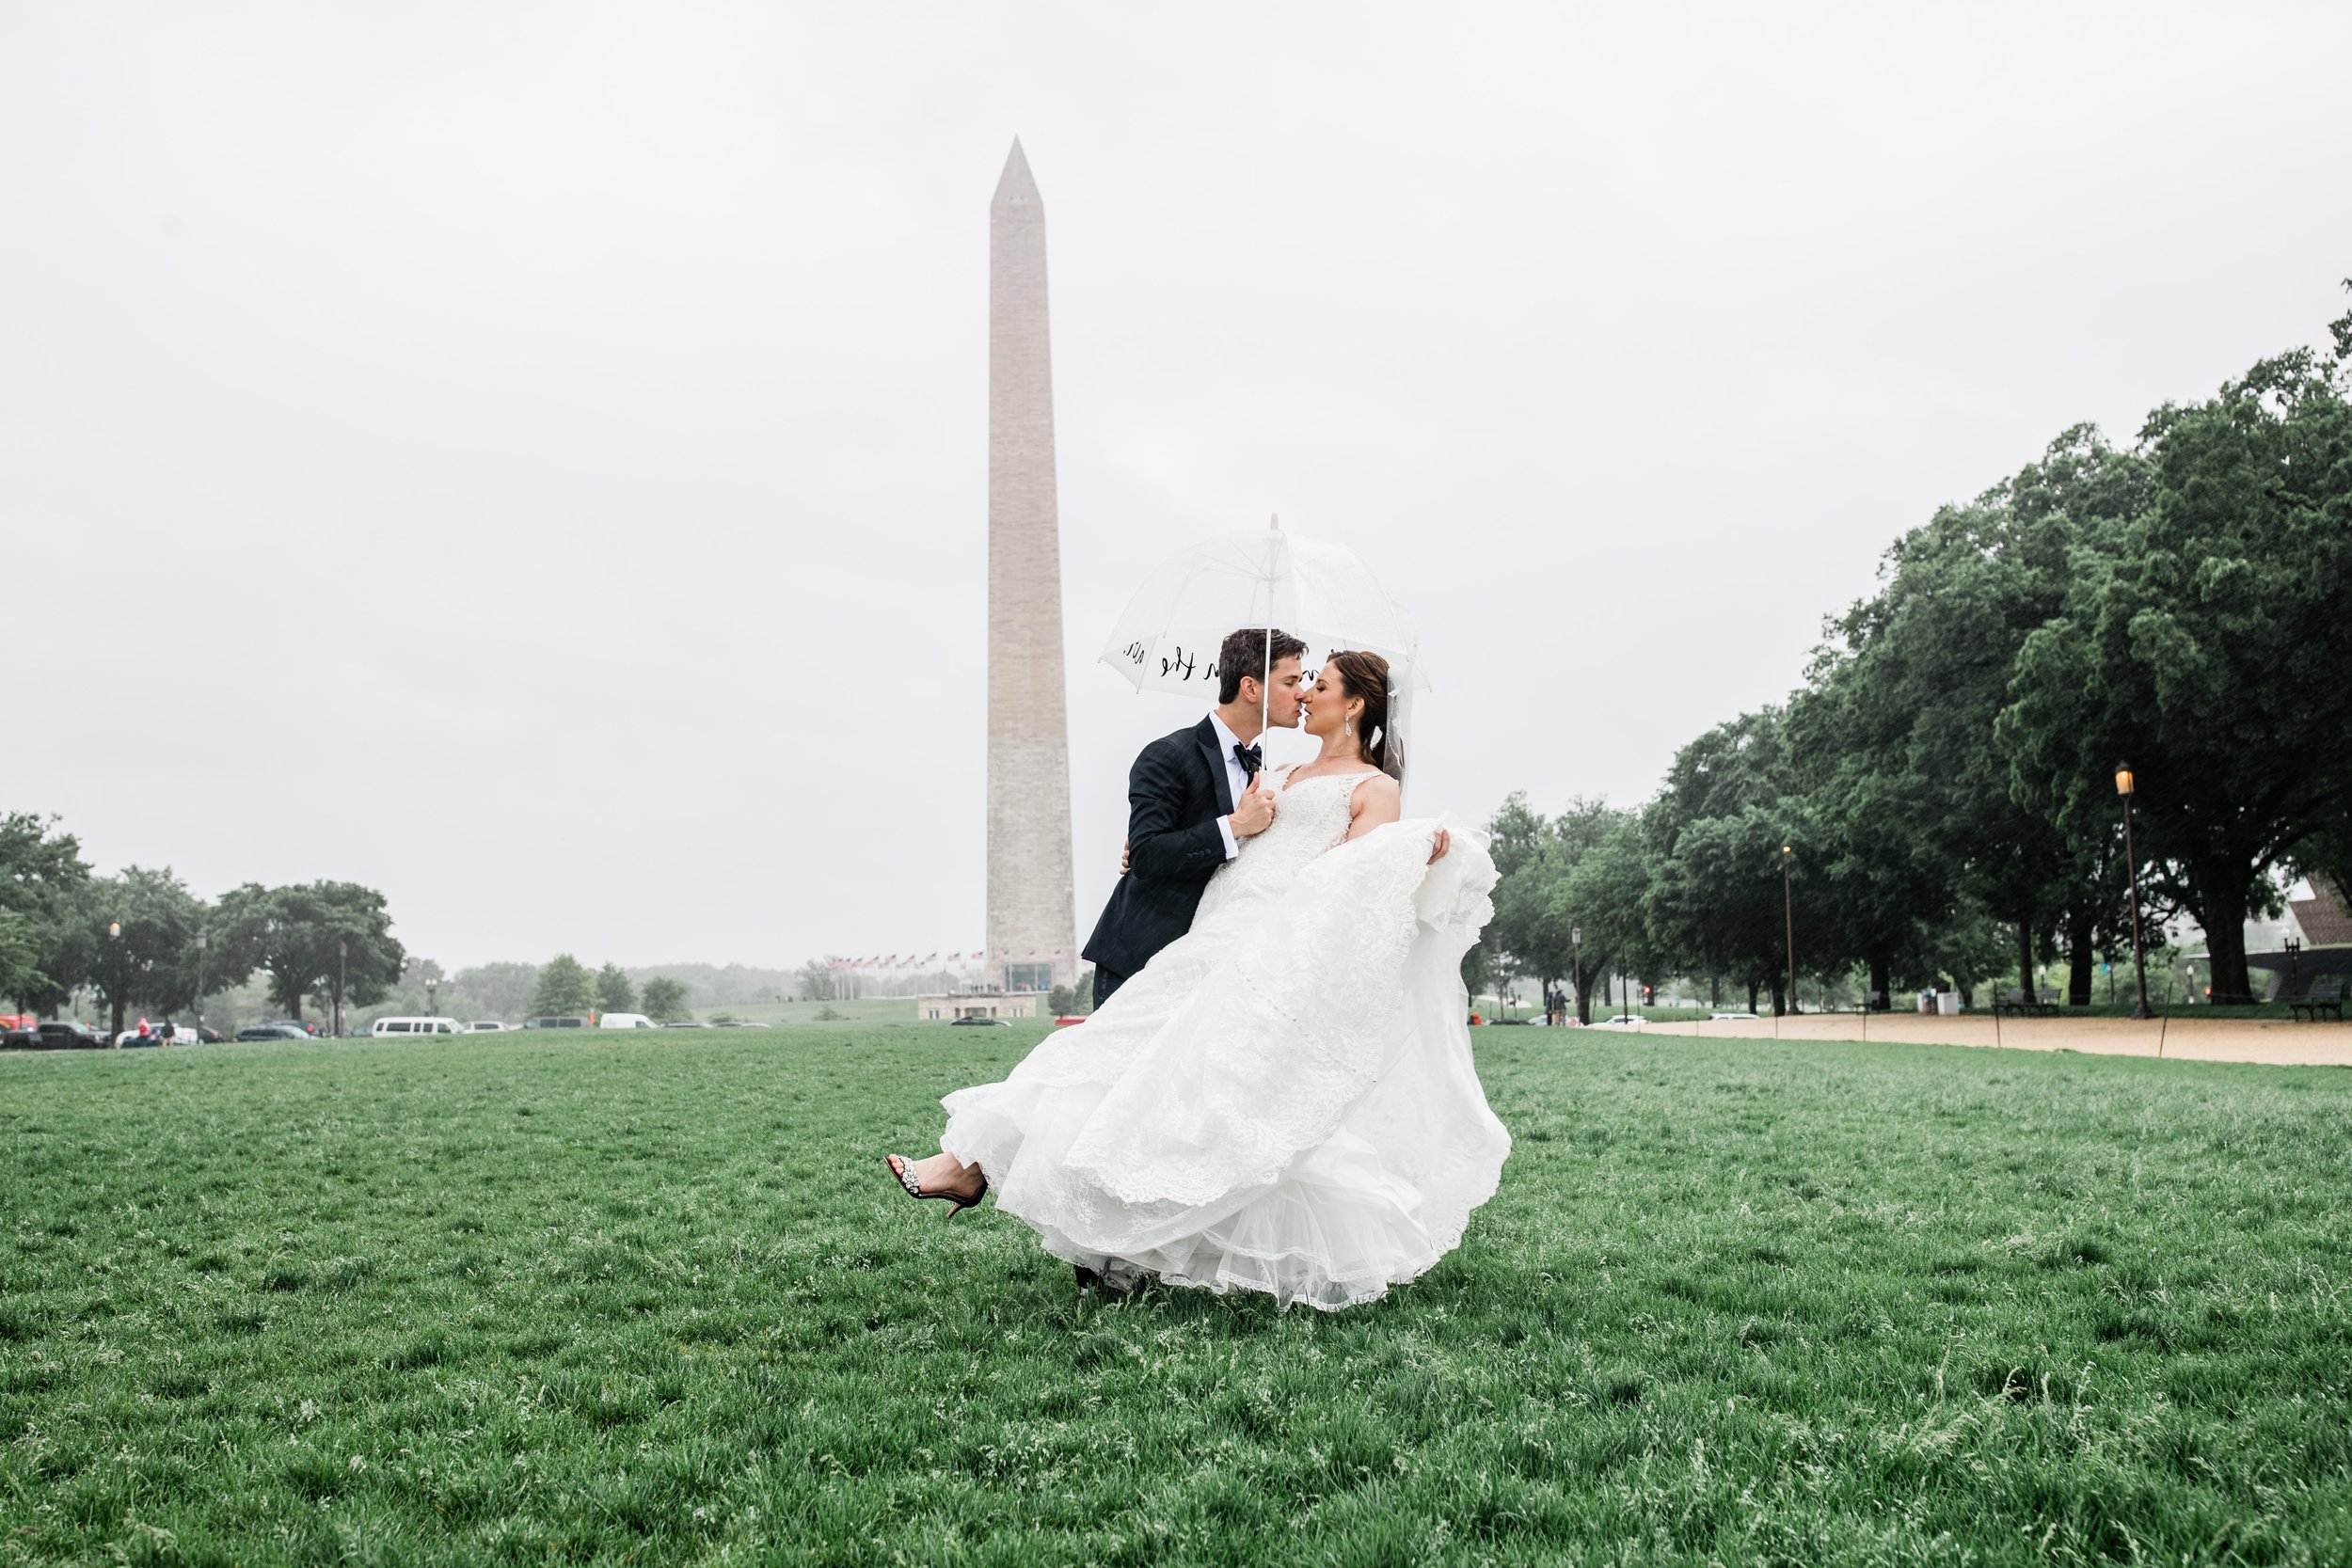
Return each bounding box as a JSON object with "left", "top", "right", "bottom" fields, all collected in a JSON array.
[{"left": 1325, "top": 650, "right": 1398, "bottom": 779}]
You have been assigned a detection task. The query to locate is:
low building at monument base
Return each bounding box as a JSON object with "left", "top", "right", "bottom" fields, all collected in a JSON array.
[{"left": 914, "top": 991, "right": 1044, "bottom": 1022}]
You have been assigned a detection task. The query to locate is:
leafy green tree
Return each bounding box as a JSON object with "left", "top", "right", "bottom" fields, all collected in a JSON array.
[
  {"left": 795, "top": 958, "right": 842, "bottom": 1002},
  {"left": 1481, "top": 794, "right": 1649, "bottom": 1023},
  {"left": 1479, "top": 793, "right": 1554, "bottom": 1014},
  {"left": 1549, "top": 803, "right": 1646, "bottom": 1022},
  {"left": 1556, "top": 809, "right": 1657, "bottom": 1018},
  {"left": 640, "top": 975, "right": 690, "bottom": 1023},
  {"left": 595, "top": 963, "right": 636, "bottom": 1015},
  {"left": 531, "top": 954, "right": 596, "bottom": 1018},
  {"left": 213, "top": 881, "right": 404, "bottom": 1025},
  {"left": 0, "top": 909, "right": 38, "bottom": 1007},
  {"left": 2002, "top": 338, "right": 2352, "bottom": 1003},
  {"left": 81, "top": 866, "right": 210, "bottom": 1035},
  {"left": 447, "top": 961, "right": 539, "bottom": 1022},
  {"left": 1794, "top": 426, "right": 2153, "bottom": 1005},
  {"left": 1644, "top": 711, "right": 1806, "bottom": 1014},
  {"left": 0, "top": 813, "right": 93, "bottom": 1014}
]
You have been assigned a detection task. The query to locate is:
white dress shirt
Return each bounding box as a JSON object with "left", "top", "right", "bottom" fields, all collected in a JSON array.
[{"left": 1207, "top": 711, "right": 1255, "bottom": 860}]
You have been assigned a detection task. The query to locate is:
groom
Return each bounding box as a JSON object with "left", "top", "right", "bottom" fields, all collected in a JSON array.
[{"left": 1082, "top": 626, "right": 1310, "bottom": 1008}]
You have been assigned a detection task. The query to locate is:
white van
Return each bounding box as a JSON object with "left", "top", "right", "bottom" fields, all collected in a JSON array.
[
  {"left": 372, "top": 1016, "right": 468, "bottom": 1037},
  {"left": 596, "top": 1013, "right": 660, "bottom": 1030}
]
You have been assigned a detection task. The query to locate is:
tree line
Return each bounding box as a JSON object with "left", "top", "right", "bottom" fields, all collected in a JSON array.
[
  {"left": 0, "top": 815, "right": 404, "bottom": 1034},
  {"left": 1481, "top": 296, "right": 2352, "bottom": 1016},
  {"left": 523, "top": 955, "right": 691, "bottom": 1022},
  {"left": 0, "top": 819, "right": 715, "bottom": 1032}
]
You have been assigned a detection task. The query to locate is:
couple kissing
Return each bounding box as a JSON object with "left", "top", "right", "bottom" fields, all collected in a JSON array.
[{"left": 888, "top": 627, "right": 1510, "bottom": 1311}]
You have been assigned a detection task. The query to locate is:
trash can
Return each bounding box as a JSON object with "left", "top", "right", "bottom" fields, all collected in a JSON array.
[{"left": 1937, "top": 992, "right": 1961, "bottom": 1016}]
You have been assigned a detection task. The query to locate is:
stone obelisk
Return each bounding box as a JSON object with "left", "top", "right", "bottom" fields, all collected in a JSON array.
[{"left": 985, "top": 139, "right": 1077, "bottom": 994}]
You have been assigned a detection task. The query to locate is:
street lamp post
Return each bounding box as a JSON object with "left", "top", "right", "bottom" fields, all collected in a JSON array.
[
  {"left": 193, "top": 932, "right": 207, "bottom": 1038},
  {"left": 336, "top": 939, "right": 347, "bottom": 1039},
  {"left": 107, "top": 920, "right": 123, "bottom": 1044},
  {"left": 2116, "top": 762, "right": 2153, "bottom": 1021},
  {"left": 425, "top": 974, "right": 439, "bottom": 1021},
  {"left": 1781, "top": 845, "right": 1798, "bottom": 1016},
  {"left": 2285, "top": 936, "right": 2302, "bottom": 998}
]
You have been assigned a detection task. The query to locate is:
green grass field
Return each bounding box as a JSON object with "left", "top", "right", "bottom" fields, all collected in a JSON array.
[{"left": 4, "top": 1028, "right": 2347, "bottom": 1566}]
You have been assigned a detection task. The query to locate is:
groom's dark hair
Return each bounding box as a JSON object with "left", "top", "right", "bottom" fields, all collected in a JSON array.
[{"left": 1217, "top": 627, "right": 1308, "bottom": 705}]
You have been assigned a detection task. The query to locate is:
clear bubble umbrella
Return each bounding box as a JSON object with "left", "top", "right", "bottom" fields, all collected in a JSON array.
[{"left": 1097, "top": 517, "right": 1428, "bottom": 762}]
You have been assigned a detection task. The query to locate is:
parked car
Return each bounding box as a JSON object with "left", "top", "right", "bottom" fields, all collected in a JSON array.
[
  {"left": 1601, "top": 1014, "right": 1645, "bottom": 1026},
  {"left": 115, "top": 1025, "right": 198, "bottom": 1048},
  {"left": 371, "top": 1016, "right": 467, "bottom": 1037},
  {"left": 522, "top": 1017, "right": 589, "bottom": 1030},
  {"left": 596, "top": 1013, "right": 659, "bottom": 1030},
  {"left": 662, "top": 1021, "right": 715, "bottom": 1029},
  {"left": 948, "top": 1016, "right": 1012, "bottom": 1027},
  {"left": 1709, "top": 1010, "right": 1762, "bottom": 1022},
  {"left": 33, "top": 1022, "right": 107, "bottom": 1049},
  {"left": 468, "top": 1021, "right": 513, "bottom": 1032},
  {"left": 235, "top": 1023, "right": 310, "bottom": 1041},
  {"left": 3, "top": 1024, "right": 39, "bottom": 1050},
  {"left": 262, "top": 1019, "right": 321, "bottom": 1037},
  {"left": 196, "top": 1026, "right": 225, "bottom": 1043}
]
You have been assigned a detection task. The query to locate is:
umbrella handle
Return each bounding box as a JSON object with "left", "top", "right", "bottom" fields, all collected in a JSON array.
[{"left": 1261, "top": 516, "right": 1280, "bottom": 744}]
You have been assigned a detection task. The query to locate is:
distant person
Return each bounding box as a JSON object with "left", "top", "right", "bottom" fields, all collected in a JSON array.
[{"left": 885, "top": 648, "right": 1510, "bottom": 1312}]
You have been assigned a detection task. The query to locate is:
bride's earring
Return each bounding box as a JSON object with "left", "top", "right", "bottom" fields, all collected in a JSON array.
[{"left": 1343, "top": 718, "right": 1354, "bottom": 738}]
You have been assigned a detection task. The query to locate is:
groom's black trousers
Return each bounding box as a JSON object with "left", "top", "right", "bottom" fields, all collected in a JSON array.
[{"left": 1092, "top": 967, "right": 1129, "bottom": 1010}]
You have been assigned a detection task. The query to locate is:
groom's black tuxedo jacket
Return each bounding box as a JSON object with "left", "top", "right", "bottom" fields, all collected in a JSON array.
[{"left": 1082, "top": 716, "right": 1236, "bottom": 979}]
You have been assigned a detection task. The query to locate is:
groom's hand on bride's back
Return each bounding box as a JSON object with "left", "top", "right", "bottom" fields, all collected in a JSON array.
[
  {"left": 1230, "top": 773, "right": 1278, "bottom": 839},
  {"left": 1429, "top": 828, "right": 1451, "bottom": 864}
]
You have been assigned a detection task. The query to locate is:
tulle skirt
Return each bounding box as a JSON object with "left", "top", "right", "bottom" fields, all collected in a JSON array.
[{"left": 941, "top": 816, "right": 1510, "bottom": 1311}]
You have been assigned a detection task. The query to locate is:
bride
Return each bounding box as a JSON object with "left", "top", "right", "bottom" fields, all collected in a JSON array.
[{"left": 885, "top": 649, "right": 1511, "bottom": 1311}]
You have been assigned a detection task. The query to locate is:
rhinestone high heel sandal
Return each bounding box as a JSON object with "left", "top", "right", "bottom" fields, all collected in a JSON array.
[{"left": 883, "top": 1154, "right": 988, "bottom": 1217}]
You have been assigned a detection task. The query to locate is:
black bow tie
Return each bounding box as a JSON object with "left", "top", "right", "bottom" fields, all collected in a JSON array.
[{"left": 1232, "top": 741, "right": 1263, "bottom": 778}]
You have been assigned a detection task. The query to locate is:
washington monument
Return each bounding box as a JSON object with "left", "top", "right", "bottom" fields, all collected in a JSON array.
[{"left": 985, "top": 139, "right": 1077, "bottom": 995}]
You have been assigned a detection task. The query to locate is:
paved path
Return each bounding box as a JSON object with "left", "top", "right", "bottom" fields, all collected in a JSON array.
[{"left": 1570, "top": 1014, "right": 2352, "bottom": 1068}]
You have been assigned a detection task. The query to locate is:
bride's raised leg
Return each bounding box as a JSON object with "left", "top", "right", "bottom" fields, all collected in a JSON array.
[
  {"left": 910, "top": 1151, "right": 982, "bottom": 1197},
  {"left": 882, "top": 1148, "right": 988, "bottom": 1214}
]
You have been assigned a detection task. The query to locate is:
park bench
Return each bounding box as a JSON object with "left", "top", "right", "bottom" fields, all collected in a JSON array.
[
  {"left": 2290, "top": 976, "right": 2345, "bottom": 1022},
  {"left": 1993, "top": 988, "right": 2059, "bottom": 1018}
]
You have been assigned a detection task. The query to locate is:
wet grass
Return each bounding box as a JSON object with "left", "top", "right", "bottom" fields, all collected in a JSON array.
[{"left": 1, "top": 1026, "right": 2347, "bottom": 1564}]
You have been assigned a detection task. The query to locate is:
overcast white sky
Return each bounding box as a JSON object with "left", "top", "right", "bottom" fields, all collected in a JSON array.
[{"left": 7, "top": 2, "right": 2348, "bottom": 973}]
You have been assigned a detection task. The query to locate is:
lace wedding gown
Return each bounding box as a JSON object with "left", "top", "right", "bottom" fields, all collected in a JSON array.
[{"left": 940, "top": 768, "right": 1511, "bottom": 1310}]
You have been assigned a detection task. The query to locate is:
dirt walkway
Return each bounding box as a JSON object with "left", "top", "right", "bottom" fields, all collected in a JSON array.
[{"left": 1574, "top": 1013, "right": 2352, "bottom": 1068}]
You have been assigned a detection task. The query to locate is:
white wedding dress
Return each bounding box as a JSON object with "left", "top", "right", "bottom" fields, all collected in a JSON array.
[{"left": 940, "top": 767, "right": 1511, "bottom": 1311}]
